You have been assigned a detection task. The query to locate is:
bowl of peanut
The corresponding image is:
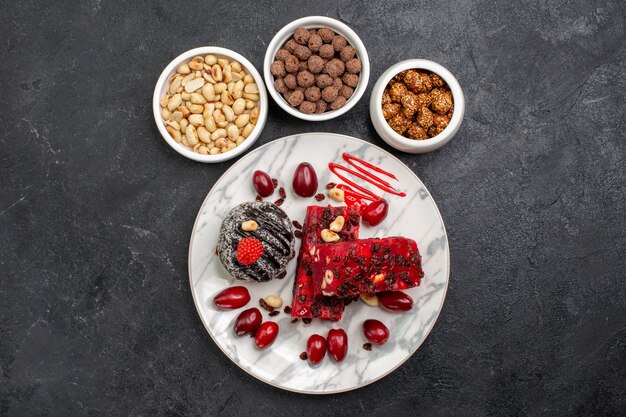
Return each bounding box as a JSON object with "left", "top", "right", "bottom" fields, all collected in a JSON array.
[
  {"left": 153, "top": 47, "right": 268, "bottom": 163},
  {"left": 369, "top": 59, "right": 465, "bottom": 154}
]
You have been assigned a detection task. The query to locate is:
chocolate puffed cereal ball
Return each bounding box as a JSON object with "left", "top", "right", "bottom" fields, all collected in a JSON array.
[
  {"left": 315, "top": 74, "right": 334, "bottom": 88},
  {"left": 333, "top": 77, "right": 343, "bottom": 90},
  {"left": 329, "top": 96, "right": 347, "bottom": 110},
  {"left": 321, "top": 86, "right": 339, "bottom": 103},
  {"left": 297, "top": 70, "right": 315, "bottom": 88},
  {"left": 284, "top": 55, "right": 300, "bottom": 73},
  {"left": 270, "top": 60, "right": 286, "bottom": 78},
  {"left": 287, "top": 89, "right": 304, "bottom": 107},
  {"left": 317, "top": 27, "right": 335, "bottom": 43},
  {"left": 307, "top": 55, "right": 325, "bottom": 74},
  {"left": 305, "top": 86, "right": 321, "bottom": 102},
  {"left": 299, "top": 100, "right": 316, "bottom": 114},
  {"left": 294, "top": 45, "right": 312, "bottom": 61},
  {"left": 407, "top": 124, "right": 429, "bottom": 139},
  {"left": 284, "top": 39, "right": 298, "bottom": 53},
  {"left": 342, "top": 72, "right": 359, "bottom": 88},
  {"left": 318, "top": 44, "right": 335, "bottom": 59},
  {"left": 324, "top": 58, "right": 345, "bottom": 78},
  {"left": 315, "top": 100, "right": 328, "bottom": 113},
  {"left": 331, "top": 35, "right": 347, "bottom": 52},
  {"left": 293, "top": 27, "right": 311, "bottom": 45},
  {"left": 284, "top": 74, "right": 297, "bottom": 89},
  {"left": 299, "top": 60, "right": 309, "bottom": 72},
  {"left": 339, "top": 85, "right": 353, "bottom": 99},
  {"left": 274, "top": 78, "right": 288, "bottom": 94},
  {"left": 275, "top": 49, "right": 290, "bottom": 62},
  {"left": 345, "top": 58, "right": 361, "bottom": 74},
  {"left": 339, "top": 45, "right": 356, "bottom": 62},
  {"left": 308, "top": 34, "right": 323, "bottom": 52}
]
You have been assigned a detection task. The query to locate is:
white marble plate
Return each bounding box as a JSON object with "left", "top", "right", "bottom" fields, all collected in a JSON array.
[{"left": 188, "top": 133, "right": 449, "bottom": 394}]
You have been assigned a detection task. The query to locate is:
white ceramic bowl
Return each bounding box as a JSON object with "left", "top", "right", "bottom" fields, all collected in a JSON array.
[
  {"left": 153, "top": 47, "right": 268, "bottom": 163},
  {"left": 370, "top": 59, "right": 465, "bottom": 154},
  {"left": 264, "top": 16, "right": 370, "bottom": 121}
]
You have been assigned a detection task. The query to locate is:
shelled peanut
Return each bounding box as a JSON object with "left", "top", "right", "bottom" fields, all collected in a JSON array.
[{"left": 160, "top": 55, "right": 261, "bottom": 155}]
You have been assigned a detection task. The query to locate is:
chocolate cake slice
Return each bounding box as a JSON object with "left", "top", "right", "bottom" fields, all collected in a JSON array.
[
  {"left": 309, "top": 237, "right": 424, "bottom": 298},
  {"left": 217, "top": 202, "right": 295, "bottom": 282},
  {"left": 291, "top": 205, "right": 361, "bottom": 321}
]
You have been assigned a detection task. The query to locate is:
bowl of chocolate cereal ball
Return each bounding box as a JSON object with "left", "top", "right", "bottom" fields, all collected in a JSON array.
[
  {"left": 264, "top": 16, "right": 370, "bottom": 121},
  {"left": 369, "top": 59, "right": 465, "bottom": 154}
]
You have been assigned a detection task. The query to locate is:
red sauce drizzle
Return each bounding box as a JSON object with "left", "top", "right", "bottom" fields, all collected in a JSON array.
[{"left": 328, "top": 153, "right": 406, "bottom": 201}]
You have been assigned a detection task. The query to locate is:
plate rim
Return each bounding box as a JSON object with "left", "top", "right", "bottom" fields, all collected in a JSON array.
[{"left": 187, "top": 132, "right": 450, "bottom": 395}]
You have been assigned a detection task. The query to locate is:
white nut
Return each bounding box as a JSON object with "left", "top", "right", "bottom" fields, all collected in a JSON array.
[
  {"left": 328, "top": 187, "right": 345, "bottom": 202},
  {"left": 241, "top": 220, "right": 258, "bottom": 231},
  {"left": 321, "top": 229, "right": 339, "bottom": 243},
  {"left": 188, "top": 114, "right": 204, "bottom": 126},
  {"left": 185, "top": 77, "right": 205, "bottom": 93},
  {"left": 185, "top": 125, "right": 198, "bottom": 145},
  {"left": 167, "top": 93, "right": 182, "bottom": 111},
  {"left": 360, "top": 294, "right": 379, "bottom": 307},
  {"left": 244, "top": 83, "right": 259, "bottom": 94},
  {"left": 263, "top": 295, "right": 283, "bottom": 309},
  {"left": 373, "top": 273, "right": 385, "bottom": 283},
  {"left": 329, "top": 216, "right": 345, "bottom": 232},
  {"left": 324, "top": 269, "right": 334, "bottom": 284},
  {"left": 176, "top": 63, "right": 191, "bottom": 75},
  {"left": 201, "top": 83, "right": 215, "bottom": 101}
]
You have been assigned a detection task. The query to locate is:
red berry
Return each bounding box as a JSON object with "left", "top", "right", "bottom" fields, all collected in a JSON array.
[
  {"left": 326, "top": 329, "right": 348, "bottom": 362},
  {"left": 378, "top": 291, "right": 414, "bottom": 312},
  {"left": 363, "top": 319, "right": 389, "bottom": 345},
  {"left": 255, "top": 321, "right": 279, "bottom": 349},
  {"left": 253, "top": 170, "right": 274, "bottom": 197},
  {"left": 236, "top": 238, "right": 264, "bottom": 265},
  {"left": 362, "top": 199, "right": 389, "bottom": 226},
  {"left": 213, "top": 286, "right": 251, "bottom": 309},
  {"left": 234, "top": 308, "right": 262, "bottom": 336},
  {"left": 306, "top": 334, "right": 327, "bottom": 366},
  {"left": 292, "top": 162, "right": 318, "bottom": 197}
]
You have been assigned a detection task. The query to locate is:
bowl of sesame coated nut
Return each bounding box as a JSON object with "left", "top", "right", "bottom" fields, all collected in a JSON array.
[{"left": 370, "top": 59, "right": 464, "bottom": 154}]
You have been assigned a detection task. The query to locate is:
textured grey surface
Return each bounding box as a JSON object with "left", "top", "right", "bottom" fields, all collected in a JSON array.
[{"left": 0, "top": 0, "right": 624, "bottom": 416}]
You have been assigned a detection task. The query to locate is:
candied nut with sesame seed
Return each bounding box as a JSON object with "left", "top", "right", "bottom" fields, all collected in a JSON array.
[
  {"left": 416, "top": 107, "right": 434, "bottom": 129},
  {"left": 404, "top": 70, "right": 432, "bottom": 94},
  {"left": 388, "top": 82, "right": 407, "bottom": 102},
  {"left": 431, "top": 88, "right": 453, "bottom": 114},
  {"left": 382, "top": 91, "right": 391, "bottom": 106},
  {"left": 400, "top": 91, "right": 420, "bottom": 118},
  {"left": 382, "top": 102, "right": 401, "bottom": 119},
  {"left": 388, "top": 112, "right": 411, "bottom": 135},
  {"left": 293, "top": 27, "right": 311, "bottom": 45},
  {"left": 406, "top": 124, "right": 429, "bottom": 140},
  {"left": 428, "top": 125, "right": 446, "bottom": 137},
  {"left": 430, "top": 72, "right": 445, "bottom": 87},
  {"left": 415, "top": 92, "right": 432, "bottom": 108},
  {"left": 433, "top": 113, "right": 450, "bottom": 128}
]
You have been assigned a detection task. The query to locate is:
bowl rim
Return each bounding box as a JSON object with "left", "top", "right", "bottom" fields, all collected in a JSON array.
[
  {"left": 263, "top": 16, "right": 370, "bottom": 121},
  {"left": 371, "top": 59, "right": 464, "bottom": 149},
  {"left": 153, "top": 46, "right": 268, "bottom": 163}
]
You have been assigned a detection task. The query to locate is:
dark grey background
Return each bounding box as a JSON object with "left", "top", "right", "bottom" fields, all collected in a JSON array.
[{"left": 1, "top": 0, "right": 624, "bottom": 416}]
